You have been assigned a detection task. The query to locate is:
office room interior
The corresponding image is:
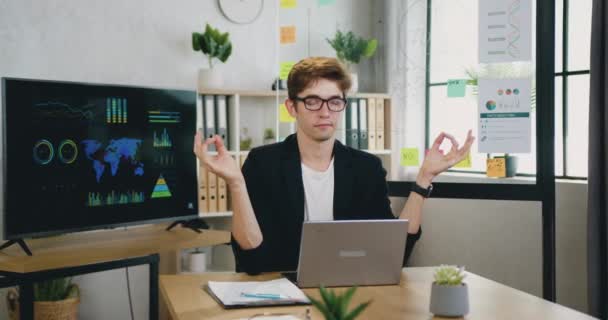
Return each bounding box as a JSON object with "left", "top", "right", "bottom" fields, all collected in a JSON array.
[{"left": 0, "top": 0, "right": 605, "bottom": 319}]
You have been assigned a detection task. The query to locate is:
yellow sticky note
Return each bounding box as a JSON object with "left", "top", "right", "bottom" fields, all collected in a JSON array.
[
  {"left": 487, "top": 158, "right": 506, "bottom": 178},
  {"left": 279, "top": 61, "right": 295, "bottom": 80},
  {"left": 454, "top": 152, "right": 472, "bottom": 168},
  {"left": 279, "top": 104, "right": 295, "bottom": 123},
  {"left": 400, "top": 148, "right": 419, "bottom": 167},
  {"left": 280, "top": 26, "right": 296, "bottom": 44},
  {"left": 280, "top": 0, "right": 297, "bottom": 9}
]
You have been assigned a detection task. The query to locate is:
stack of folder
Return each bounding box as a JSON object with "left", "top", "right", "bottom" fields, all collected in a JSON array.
[
  {"left": 345, "top": 97, "right": 387, "bottom": 150},
  {"left": 202, "top": 95, "right": 231, "bottom": 151},
  {"left": 199, "top": 94, "right": 232, "bottom": 214},
  {"left": 199, "top": 163, "right": 229, "bottom": 214}
]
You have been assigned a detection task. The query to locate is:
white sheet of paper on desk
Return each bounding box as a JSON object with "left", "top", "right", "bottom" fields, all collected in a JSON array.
[{"left": 207, "top": 278, "right": 310, "bottom": 305}]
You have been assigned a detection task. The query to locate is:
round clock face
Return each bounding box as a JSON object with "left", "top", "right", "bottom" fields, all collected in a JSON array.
[{"left": 218, "top": 0, "right": 264, "bottom": 24}]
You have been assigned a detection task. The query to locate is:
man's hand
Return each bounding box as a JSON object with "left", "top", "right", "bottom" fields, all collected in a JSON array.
[
  {"left": 193, "top": 131, "right": 244, "bottom": 186},
  {"left": 417, "top": 130, "right": 475, "bottom": 187}
]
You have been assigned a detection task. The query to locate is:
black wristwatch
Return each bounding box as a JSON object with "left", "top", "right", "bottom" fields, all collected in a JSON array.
[{"left": 411, "top": 183, "right": 433, "bottom": 198}]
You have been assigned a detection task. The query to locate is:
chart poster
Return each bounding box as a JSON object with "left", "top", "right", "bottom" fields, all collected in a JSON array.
[
  {"left": 479, "top": 0, "right": 532, "bottom": 63},
  {"left": 478, "top": 78, "right": 531, "bottom": 153}
]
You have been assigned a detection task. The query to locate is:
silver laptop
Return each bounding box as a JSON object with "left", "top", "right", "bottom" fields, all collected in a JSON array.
[{"left": 292, "top": 219, "right": 409, "bottom": 288}]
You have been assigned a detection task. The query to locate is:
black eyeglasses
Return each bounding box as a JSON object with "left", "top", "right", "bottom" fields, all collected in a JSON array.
[{"left": 292, "top": 95, "right": 347, "bottom": 112}]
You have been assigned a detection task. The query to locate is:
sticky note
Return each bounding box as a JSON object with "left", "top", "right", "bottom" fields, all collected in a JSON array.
[
  {"left": 400, "top": 148, "right": 420, "bottom": 167},
  {"left": 318, "top": 0, "right": 335, "bottom": 5},
  {"left": 486, "top": 158, "right": 506, "bottom": 177},
  {"left": 280, "top": 0, "right": 297, "bottom": 9},
  {"left": 279, "top": 61, "right": 295, "bottom": 80},
  {"left": 280, "top": 26, "right": 296, "bottom": 45},
  {"left": 279, "top": 104, "right": 295, "bottom": 123},
  {"left": 454, "top": 152, "right": 472, "bottom": 168},
  {"left": 447, "top": 79, "right": 467, "bottom": 97}
]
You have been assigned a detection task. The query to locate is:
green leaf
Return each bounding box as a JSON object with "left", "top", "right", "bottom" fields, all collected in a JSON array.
[
  {"left": 192, "top": 32, "right": 201, "bottom": 51},
  {"left": 319, "top": 286, "right": 333, "bottom": 306},
  {"left": 309, "top": 295, "right": 336, "bottom": 320},
  {"left": 218, "top": 31, "right": 229, "bottom": 45},
  {"left": 363, "top": 39, "right": 377, "bottom": 57},
  {"left": 343, "top": 301, "right": 372, "bottom": 320},
  {"left": 218, "top": 43, "right": 232, "bottom": 63},
  {"left": 339, "top": 287, "right": 358, "bottom": 315},
  {"left": 331, "top": 289, "right": 343, "bottom": 317}
]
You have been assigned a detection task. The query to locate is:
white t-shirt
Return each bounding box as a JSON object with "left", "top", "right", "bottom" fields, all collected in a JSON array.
[{"left": 301, "top": 158, "right": 334, "bottom": 221}]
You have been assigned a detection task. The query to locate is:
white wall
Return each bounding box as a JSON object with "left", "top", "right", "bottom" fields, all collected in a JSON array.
[{"left": 391, "top": 180, "right": 589, "bottom": 314}]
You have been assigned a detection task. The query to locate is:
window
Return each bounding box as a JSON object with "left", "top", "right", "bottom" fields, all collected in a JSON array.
[{"left": 426, "top": 0, "right": 590, "bottom": 179}]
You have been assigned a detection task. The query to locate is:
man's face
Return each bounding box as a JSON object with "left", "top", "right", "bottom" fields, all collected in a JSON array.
[{"left": 285, "top": 78, "right": 345, "bottom": 143}]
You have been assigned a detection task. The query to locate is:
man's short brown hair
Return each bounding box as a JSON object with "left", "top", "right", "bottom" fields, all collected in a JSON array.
[{"left": 287, "top": 57, "right": 351, "bottom": 99}]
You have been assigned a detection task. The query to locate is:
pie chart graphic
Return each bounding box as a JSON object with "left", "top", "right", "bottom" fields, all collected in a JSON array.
[
  {"left": 486, "top": 100, "right": 497, "bottom": 111},
  {"left": 33, "top": 139, "right": 54, "bottom": 165}
]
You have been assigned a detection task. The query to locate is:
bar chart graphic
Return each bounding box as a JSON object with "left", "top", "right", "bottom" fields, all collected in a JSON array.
[
  {"left": 147, "top": 111, "right": 181, "bottom": 123},
  {"left": 153, "top": 128, "right": 172, "bottom": 148},
  {"left": 87, "top": 190, "right": 145, "bottom": 207},
  {"left": 106, "top": 98, "right": 128, "bottom": 124},
  {"left": 155, "top": 154, "right": 175, "bottom": 166}
]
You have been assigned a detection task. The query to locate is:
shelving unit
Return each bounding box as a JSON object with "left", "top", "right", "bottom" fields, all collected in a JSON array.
[
  {"left": 192, "top": 87, "right": 396, "bottom": 272},
  {"left": 196, "top": 87, "right": 395, "bottom": 175}
]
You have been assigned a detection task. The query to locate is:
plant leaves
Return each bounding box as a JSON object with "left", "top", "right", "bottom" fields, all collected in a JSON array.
[
  {"left": 192, "top": 32, "right": 201, "bottom": 51},
  {"left": 309, "top": 295, "right": 336, "bottom": 320},
  {"left": 363, "top": 39, "right": 377, "bottom": 57},
  {"left": 319, "top": 286, "right": 333, "bottom": 306},
  {"left": 343, "top": 300, "right": 372, "bottom": 320}
]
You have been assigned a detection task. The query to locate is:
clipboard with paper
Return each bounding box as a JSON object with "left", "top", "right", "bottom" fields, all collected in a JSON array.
[{"left": 204, "top": 278, "right": 311, "bottom": 309}]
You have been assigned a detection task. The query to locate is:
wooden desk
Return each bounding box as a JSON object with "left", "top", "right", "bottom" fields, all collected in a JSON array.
[
  {"left": 0, "top": 223, "right": 230, "bottom": 320},
  {"left": 160, "top": 267, "right": 596, "bottom": 320},
  {"left": 0, "top": 223, "right": 230, "bottom": 273}
]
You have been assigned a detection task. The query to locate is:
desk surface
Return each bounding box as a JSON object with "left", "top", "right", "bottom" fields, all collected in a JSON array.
[
  {"left": 160, "top": 267, "right": 596, "bottom": 320},
  {"left": 0, "top": 223, "right": 230, "bottom": 273}
]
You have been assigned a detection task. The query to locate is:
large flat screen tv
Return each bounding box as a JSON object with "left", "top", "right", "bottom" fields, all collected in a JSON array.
[{"left": 2, "top": 78, "right": 199, "bottom": 239}]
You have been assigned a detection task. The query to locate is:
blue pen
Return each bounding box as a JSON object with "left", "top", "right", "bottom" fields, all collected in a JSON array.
[{"left": 241, "top": 292, "right": 283, "bottom": 300}]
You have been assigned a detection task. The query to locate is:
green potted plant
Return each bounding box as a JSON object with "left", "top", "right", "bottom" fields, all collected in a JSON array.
[
  {"left": 7, "top": 278, "right": 80, "bottom": 320},
  {"left": 430, "top": 265, "right": 469, "bottom": 317},
  {"left": 308, "top": 286, "right": 371, "bottom": 320},
  {"left": 192, "top": 23, "right": 232, "bottom": 89},
  {"left": 263, "top": 128, "right": 276, "bottom": 145},
  {"left": 326, "top": 30, "right": 377, "bottom": 92}
]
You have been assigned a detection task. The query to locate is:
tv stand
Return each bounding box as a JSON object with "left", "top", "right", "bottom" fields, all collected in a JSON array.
[
  {"left": 165, "top": 218, "right": 209, "bottom": 233},
  {"left": 0, "top": 239, "right": 33, "bottom": 256}
]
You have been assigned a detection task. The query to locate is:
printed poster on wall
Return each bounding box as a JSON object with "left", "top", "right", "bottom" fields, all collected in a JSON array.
[
  {"left": 478, "top": 78, "right": 531, "bottom": 153},
  {"left": 479, "top": 0, "right": 532, "bottom": 63}
]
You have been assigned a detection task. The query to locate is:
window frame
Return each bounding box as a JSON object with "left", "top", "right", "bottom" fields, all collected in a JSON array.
[{"left": 424, "top": 0, "right": 589, "bottom": 180}]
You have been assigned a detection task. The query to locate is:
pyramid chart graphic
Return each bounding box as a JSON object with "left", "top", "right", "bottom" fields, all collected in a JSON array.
[{"left": 151, "top": 174, "right": 172, "bottom": 198}]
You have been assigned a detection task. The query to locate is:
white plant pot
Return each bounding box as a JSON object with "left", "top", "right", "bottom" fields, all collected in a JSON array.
[
  {"left": 187, "top": 251, "right": 207, "bottom": 273},
  {"left": 198, "top": 68, "right": 224, "bottom": 90},
  {"left": 429, "top": 282, "right": 469, "bottom": 317}
]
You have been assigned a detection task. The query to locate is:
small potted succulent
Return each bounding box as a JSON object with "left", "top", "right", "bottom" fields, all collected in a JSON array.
[
  {"left": 430, "top": 265, "right": 469, "bottom": 317},
  {"left": 326, "top": 30, "right": 377, "bottom": 92},
  {"left": 192, "top": 23, "right": 232, "bottom": 89},
  {"left": 308, "top": 286, "right": 371, "bottom": 320}
]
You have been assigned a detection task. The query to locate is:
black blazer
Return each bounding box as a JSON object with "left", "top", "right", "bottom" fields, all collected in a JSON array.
[{"left": 231, "top": 134, "right": 421, "bottom": 274}]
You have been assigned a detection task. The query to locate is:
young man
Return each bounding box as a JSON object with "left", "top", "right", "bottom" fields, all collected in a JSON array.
[{"left": 194, "top": 57, "right": 474, "bottom": 274}]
